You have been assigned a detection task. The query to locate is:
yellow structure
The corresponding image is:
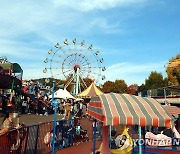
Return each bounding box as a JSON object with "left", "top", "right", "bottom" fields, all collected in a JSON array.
[
  {"left": 77, "top": 82, "right": 103, "bottom": 98},
  {"left": 94, "top": 126, "right": 134, "bottom": 154}
]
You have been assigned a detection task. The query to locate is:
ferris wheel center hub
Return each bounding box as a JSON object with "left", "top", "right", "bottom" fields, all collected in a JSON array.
[{"left": 74, "top": 65, "right": 80, "bottom": 72}]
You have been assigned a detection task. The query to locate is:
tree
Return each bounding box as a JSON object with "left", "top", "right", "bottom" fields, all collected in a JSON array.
[
  {"left": 127, "top": 84, "right": 138, "bottom": 95},
  {"left": 145, "top": 71, "right": 168, "bottom": 96},
  {"left": 102, "top": 81, "right": 114, "bottom": 93},
  {"left": 166, "top": 54, "right": 180, "bottom": 85},
  {"left": 138, "top": 84, "right": 147, "bottom": 97},
  {"left": 145, "top": 71, "right": 165, "bottom": 90},
  {"left": 112, "top": 80, "right": 127, "bottom": 93}
]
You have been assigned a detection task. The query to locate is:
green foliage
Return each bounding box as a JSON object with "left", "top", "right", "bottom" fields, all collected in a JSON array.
[
  {"left": 102, "top": 81, "right": 115, "bottom": 93},
  {"left": 112, "top": 80, "right": 127, "bottom": 93},
  {"left": 166, "top": 54, "right": 180, "bottom": 85},
  {"left": 145, "top": 71, "right": 166, "bottom": 90}
]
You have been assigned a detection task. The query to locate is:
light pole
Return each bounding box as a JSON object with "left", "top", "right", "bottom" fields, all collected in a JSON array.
[
  {"left": 51, "top": 81, "right": 58, "bottom": 154},
  {"left": 45, "top": 78, "right": 57, "bottom": 154}
]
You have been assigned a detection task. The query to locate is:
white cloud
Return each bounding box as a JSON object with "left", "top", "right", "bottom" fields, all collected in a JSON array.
[
  {"left": 0, "top": 0, "right": 150, "bottom": 45},
  {"left": 0, "top": 39, "right": 46, "bottom": 60},
  {"left": 23, "top": 68, "right": 46, "bottom": 80},
  {"left": 23, "top": 67, "right": 65, "bottom": 80},
  {"left": 0, "top": 0, "right": 165, "bottom": 86},
  {"left": 52, "top": 0, "right": 148, "bottom": 12},
  {"left": 104, "top": 61, "right": 167, "bottom": 85},
  {"left": 82, "top": 18, "right": 122, "bottom": 34}
]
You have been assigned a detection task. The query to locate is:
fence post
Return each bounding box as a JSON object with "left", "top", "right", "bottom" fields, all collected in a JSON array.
[
  {"left": 34, "top": 125, "right": 39, "bottom": 154},
  {"left": 23, "top": 127, "right": 29, "bottom": 154},
  {"left": 93, "top": 119, "right": 97, "bottom": 154},
  {"left": 70, "top": 119, "right": 73, "bottom": 145}
]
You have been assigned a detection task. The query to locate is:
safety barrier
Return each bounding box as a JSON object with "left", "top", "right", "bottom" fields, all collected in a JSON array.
[
  {"left": 0, "top": 125, "right": 28, "bottom": 154},
  {"left": 0, "top": 118, "right": 93, "bottom": 154}
]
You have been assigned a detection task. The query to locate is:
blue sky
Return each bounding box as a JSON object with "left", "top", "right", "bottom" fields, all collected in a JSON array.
[{"left": 0, "top": 0, "right": 180, "bottom": 86}]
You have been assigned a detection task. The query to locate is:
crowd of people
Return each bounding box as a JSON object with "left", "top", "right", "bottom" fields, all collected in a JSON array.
[
  {"left": 21, "top": 82, "right": 88, "bottom": 119},
  {"left": 0, "top": 80, "right": 88, "bottom": 119}
]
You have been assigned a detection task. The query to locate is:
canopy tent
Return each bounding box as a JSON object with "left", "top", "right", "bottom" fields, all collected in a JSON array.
[
  {"left": 77, "top": 82, "right": 103, "bottom": 98},
  {"left": 155, "top": 97, "right": 180, "bottom": 105},
  {"left": 164, "top": 106, "right": 180, "bottom": 115},
  {"left": 0, "top": 63, "right": 23, "bottom": 89},
  {"left": 87, "top": 93, "right": 174, "bottom": 128},
  {"left": 0, "top": 63, "right": 23, "bottom": 74},
  {"left": 49, "top": 89, "right": 75, "bottom": 99}
]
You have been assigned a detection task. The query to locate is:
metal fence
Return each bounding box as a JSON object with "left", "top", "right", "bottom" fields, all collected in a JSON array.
[
  {"left": 0, "top": 118, "right": 94, "bottom": 154},
  {"left": 0, "top": 125, "right": 28, "bottom": 154}
]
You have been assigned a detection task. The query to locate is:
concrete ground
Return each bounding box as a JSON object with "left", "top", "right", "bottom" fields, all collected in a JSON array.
[
  {"left": 56, "top": 140, "right": 102, "bottom": 154},
  {"left": 0, "top": 113, "right": 64, "bottom": 126}
]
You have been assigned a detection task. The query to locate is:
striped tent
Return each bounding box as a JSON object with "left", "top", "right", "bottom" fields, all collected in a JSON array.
[
  {"left": 164, "top": 106, "right": 180, "bottom": 115},
  {"left": 156, "top": 97, "right": 180, "bottom": 104},
  {"left": 77, "top": 82, "right": 103, "bottom": 98},
  {"left": 87, "top": 93, "right": 174, "bottom": 128}
]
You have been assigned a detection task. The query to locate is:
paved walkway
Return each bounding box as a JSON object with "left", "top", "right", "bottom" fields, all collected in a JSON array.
[
  {"left": 56, "top": 140, "right": 102, "bottom": 154},
  {"left": 0, "top": 113, "right": 63, "bottom": 126}
]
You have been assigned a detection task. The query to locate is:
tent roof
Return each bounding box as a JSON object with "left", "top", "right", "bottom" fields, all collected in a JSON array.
[
  {"left": 164, "top": 106, "right": 180, "bottom": 115},
  {"left": 87, "top": 93, "right": 174, "bottom": 128},
  {"left": 77, "top": 82, "right": 103, "bottom": 98},
  {"left": 0, "top": 63, "right": 23, "bottom": 73},
  {"left": 49, "top": 89, "right": 75, "bottom": 99},
  {"left": 155, "top": 97, "right": 180, "bottom": 104},
  {"left": 12, "top": 63, "right": 23, "bottom": 73}
]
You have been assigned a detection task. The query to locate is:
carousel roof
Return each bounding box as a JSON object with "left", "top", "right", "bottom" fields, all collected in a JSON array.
[
  {"left": 87, "top": 93, "right": 174, "bottom": 128},
  {"left": 77, "top": 82, "right": 103, "bottom": 98}
]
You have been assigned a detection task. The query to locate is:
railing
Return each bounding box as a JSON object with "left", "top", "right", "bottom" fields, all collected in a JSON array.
[
  {"left": 0, "top": 118, "right": 93, "bottom": 154},
  {"left": 0, "top": 125, "right": 28, "bottom": 154}
]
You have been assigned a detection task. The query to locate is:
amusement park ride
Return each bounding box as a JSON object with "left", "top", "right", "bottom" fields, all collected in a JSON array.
[
  {"left": 43, "top": 38, "right": 106, "bottom": 95},
  {"left": 43, "top": 39, "right": 106, "bottom": 153}
]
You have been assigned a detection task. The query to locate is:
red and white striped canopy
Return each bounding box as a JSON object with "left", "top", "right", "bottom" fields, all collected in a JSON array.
[
  {"left": 164, "top": 106, "right": 180, "bottom": 115},
  {"left": 87, "top": 93, "right": 174, "bottom": 128}
]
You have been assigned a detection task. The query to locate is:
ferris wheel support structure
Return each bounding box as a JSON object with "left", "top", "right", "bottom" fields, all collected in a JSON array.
[{"left": 75, "top": 67, "right": 80, "bottom": 95}]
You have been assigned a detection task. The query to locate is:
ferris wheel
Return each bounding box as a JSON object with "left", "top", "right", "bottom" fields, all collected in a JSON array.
[{"left": 43, "top": 38, "right": 106, "bottom": 95}]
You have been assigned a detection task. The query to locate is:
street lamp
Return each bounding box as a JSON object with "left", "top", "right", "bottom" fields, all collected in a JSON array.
[{"left": 44, "top": 78, "right": 57, "bottom": 154}]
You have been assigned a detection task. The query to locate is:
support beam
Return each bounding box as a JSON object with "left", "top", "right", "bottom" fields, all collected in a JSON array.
[
  {"left": 101, "top": 125, "right": 110, "bottom": 154},
  {"left": 75, "top": 67, "right": 80, "bottom": 95},
  {"left": 138, "top": 126, "right": 142, "bottom": 154},
  {"left": 93, "top": 119, "right": 97, "bottom": 154}
]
